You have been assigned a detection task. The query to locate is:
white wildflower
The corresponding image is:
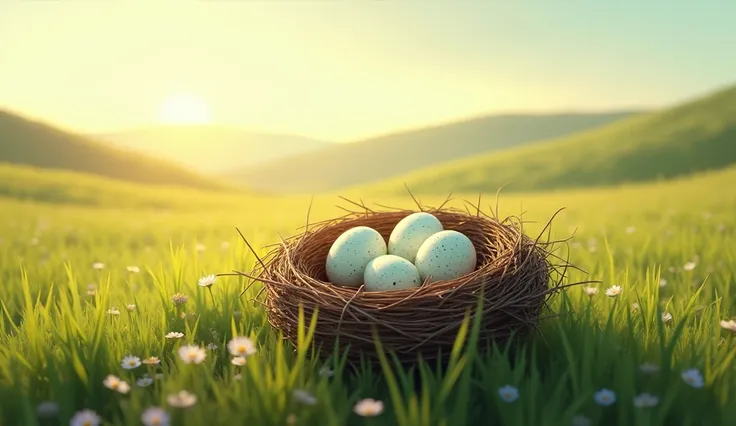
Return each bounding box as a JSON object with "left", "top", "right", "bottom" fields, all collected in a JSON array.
[
  {"left": 106, "top": 307, "right": 121, "bottom": 316},
  {"left": 719, "top": 319, "right": 736, "bottom": 332},
  {"left": 197, "top": 274, "right": 216, "bottom": 288},
  {"left": 92, "top": 262, "right": 105, "bottom": 270},
  {"left": 633, "top": 393, "right": 659, "bottom": 408},
  {"left": 681, "top": 368, "right": 704, "bottom": 388},
  {"left": 142, "top": 356, "right": 160, "bottom": 365},
  {"left": 103, "top": 375, "right": 131, "bottom": 394},
  {"left": 137, "top": 376, "right": 154, "bottom": 387},
  {"left": 593, "top": 388, "right": 616, "bottom": 406},
  {"left": 206, "top": 343, "right": 218, "bottom": 350},
  {"left": 231, "top": 356, "right": 247, "bottom": 366},
  {"left": 171, "top": 293, "right": 188, "bottom": 305},
  {"left": 683, "top": 261, "right": 696, "bottom": 271},
  {"left": 583, "top": 286, "right": 598, "bottom": 297},
  {"left": 70, "top": 409, "right": 101, "bottom": 426},
  {"left": 659, "top": 278, "right": 667, "bottom": 287},
  {"left": 353, "top": 398, "right": 384, "bottom": 417},
  {"left": 127, "top": 266, "right": 140, "bottom": 273},
  {"left": 167, "top": 390, "right": 197, "bottom": 408},
  {"left": 498, "top": 385, "right": 519, "bottom": 402},
  {"left": 126, "top": 304, "right": 137, "bottom": 312},
  {"left": 227, "top": 336, "right": 257, "bottom": 357},
  {"left": 141, "top": 407, "right": 170, "bottom": 426},
  {"left": 165, "top": 332, "right": 184, "bottom": 340},
  {"left": 605, "top": 285, "right": 622, "bottom": 297},
  {"left": 178, "top": 345, "right": 206, "bottom": 364},
  {"left": 121, "top": 355, "right": 141, "bottom": 369}
]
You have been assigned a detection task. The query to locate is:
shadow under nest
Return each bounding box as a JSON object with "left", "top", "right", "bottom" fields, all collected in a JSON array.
[{"left": 228, "top": 195, "right": 583, "bottom": 364}]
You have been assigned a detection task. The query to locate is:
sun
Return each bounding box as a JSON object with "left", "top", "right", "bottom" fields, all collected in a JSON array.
[{"left": 157, "top": 92, "right": 213, "bottom": 125}]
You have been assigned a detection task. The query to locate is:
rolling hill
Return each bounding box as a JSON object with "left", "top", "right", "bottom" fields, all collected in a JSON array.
[
  {"left": 95, "top": 125, "right": 329, "bottom": 174},
  {"left": 0, "top": 110, "right": 228, "bottom": 191},
  {"left": 364, "top": 83, "right": 736, "bottom": 195},
  {"left": 229, "top": 111, "right": 640, "bottom": 193}
]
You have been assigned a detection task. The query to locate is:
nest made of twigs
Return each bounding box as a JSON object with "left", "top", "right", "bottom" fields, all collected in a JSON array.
[{"left": 234, "top": 197, "right": 575, "bottom": 363}]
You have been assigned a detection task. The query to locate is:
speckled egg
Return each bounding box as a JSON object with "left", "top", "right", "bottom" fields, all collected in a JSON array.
[
  {"left": 363, "top": 254, "right": 421, "bottom": 291},
  {"left": 388, "top": 212, "right": 444, "bottom": 262},
  {"left": 325, "top": 226, "right": 387, "bottom": 287},
  {"left": 414, "top": 230, "right": 477, "bottom": 283}
]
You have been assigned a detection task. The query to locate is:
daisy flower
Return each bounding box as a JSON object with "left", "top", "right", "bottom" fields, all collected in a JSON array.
[
  {"left": 165, "top": 332, "right": 184, "bottom": 340},
  {"left": 198, "top": 274, "right": 216, "bottom": 288},
  {"left": 167, "top": 390, "right": 197, "bottom": 408},
  {"left": 593, "top": 388, "right": 616, "bottom": 406},
  {"left": 171, "top": 293, "right": 188, "bottom": 306},
  {"left": 583, "top": 286, "right": 598, "bottom": 297},
  {"left": 292, "top": 389, "right": 318, "bottom": 405},
  {"left": 70, "top": 409, "right": 101, "bottom": 426},
  {"left": 142, "top": 356, "right": 160, "bottom": 365},
  {"left": 719, "top": 319, "right": 736, "bottom": 332},
  {"left": 141, "top": 407, "right": 169, "bottom": 426},
  {"left": 683, "top": 261, "right": 697, "bottom": 271},
  {"left": 605, "top": 285, "right": 622, "bottom": 297},
  {"left": 353, "top": 398, "right": 384, "bottom": 417},
  {"left": 121, "top": 355, "right": 141, "bottom": 369},
  {"left": 178, "top": 345, "right": 206, "bottom": 364},
  {"left": 233, "top": 373, "right": 242, "bottom": 381},
  {"left": 231, "top": 356, "right": 247, "bottom": 366},
  {"left": 498, "top": 385, "right": 519, "bottom": 402},
  {"left": 681, "top": 368, "right": 704, "bottom": 388},
  {"left": 106, "top": 307, "right": 121, "bottom": 316},
  {"left": 633, "top": 393, "right": 659, "bottom": 408},
  {"left": 137, "top": 376, "right": 154, "bottom": 387},
  {"left": 227, "top": 336, "right": 257, "bottom": 357},
  {"left": 103, "top": 375, "right": 131, "bottom": 394},
  {"left": 126, "top": 304, "right": 137, "bottom": 312}
]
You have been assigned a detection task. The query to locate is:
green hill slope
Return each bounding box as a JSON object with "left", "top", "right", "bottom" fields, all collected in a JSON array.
[
  {"left": 0, "top": 110, "right": 228, "bottom": 190},
  {"left": 230, "top": 111, "right": 640, "bottom": 193},
  {"left": 366, "top": 84, "right": 736, "bottom": 195}
]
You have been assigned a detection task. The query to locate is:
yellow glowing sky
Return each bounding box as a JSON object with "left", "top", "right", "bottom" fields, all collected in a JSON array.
[{"left": 0, "top": 1, "right": 734, "bottom": 141}]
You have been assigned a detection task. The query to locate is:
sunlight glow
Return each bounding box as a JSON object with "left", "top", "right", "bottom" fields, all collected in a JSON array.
[{"left": 157, "top": 93, "right": 213, "bottom": 125}]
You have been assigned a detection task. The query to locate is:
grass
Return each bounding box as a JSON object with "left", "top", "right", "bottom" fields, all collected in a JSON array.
[
  {"left": 0, "top": 167, "right": 735, "bottom": 426},
  {"left": 0, "top": 110, "right": 228, "bottom": 191},
  {"left": 365, "top": 83, "right": 736, "bottom": 196}
]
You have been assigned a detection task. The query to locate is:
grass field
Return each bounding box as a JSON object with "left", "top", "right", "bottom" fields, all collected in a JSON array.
[{"left": 1, "top": 167, "right": 735, "bottom": 426}]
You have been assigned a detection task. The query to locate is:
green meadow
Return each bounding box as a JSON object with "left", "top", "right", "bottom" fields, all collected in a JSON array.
[{"left": 1, "top": 164, "right": 735, "bottom": 426}]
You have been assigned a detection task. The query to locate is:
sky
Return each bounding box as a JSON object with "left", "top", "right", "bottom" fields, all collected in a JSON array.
[{"left": 0, "top": 0, "right": 735, "bottom": 142}]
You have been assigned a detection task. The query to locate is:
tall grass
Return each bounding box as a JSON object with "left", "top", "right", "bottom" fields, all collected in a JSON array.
[{"left": 0, "top": 177, "right": 734, "bottom": 425}]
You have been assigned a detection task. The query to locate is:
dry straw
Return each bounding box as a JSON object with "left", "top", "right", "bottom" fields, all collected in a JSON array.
[{"left": 227, "top": 192, "right": 585, "bottom": 363}]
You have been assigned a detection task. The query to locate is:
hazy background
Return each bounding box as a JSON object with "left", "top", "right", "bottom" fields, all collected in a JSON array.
[{"left": 0, "top": 0, "right": 734, "bottom": 199}]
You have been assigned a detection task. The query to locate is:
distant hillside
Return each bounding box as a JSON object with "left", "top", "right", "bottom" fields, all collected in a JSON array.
[
  {"left": 96, "top": 125, "right": 328, "bottom": 174},
  {"left": 0, "top": 111, "right": 228, "bottom": 191},
  {"left": 365, "top": 84, "right": 736, "bottom": 195},
  {"left": 230, "top": 111, "right": 640, "bottom": 193}
]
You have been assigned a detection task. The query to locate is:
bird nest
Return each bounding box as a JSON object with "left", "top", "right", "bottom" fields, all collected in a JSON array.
[{"left": 230, "top": 197, "right": 576, "bottom": 363}]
